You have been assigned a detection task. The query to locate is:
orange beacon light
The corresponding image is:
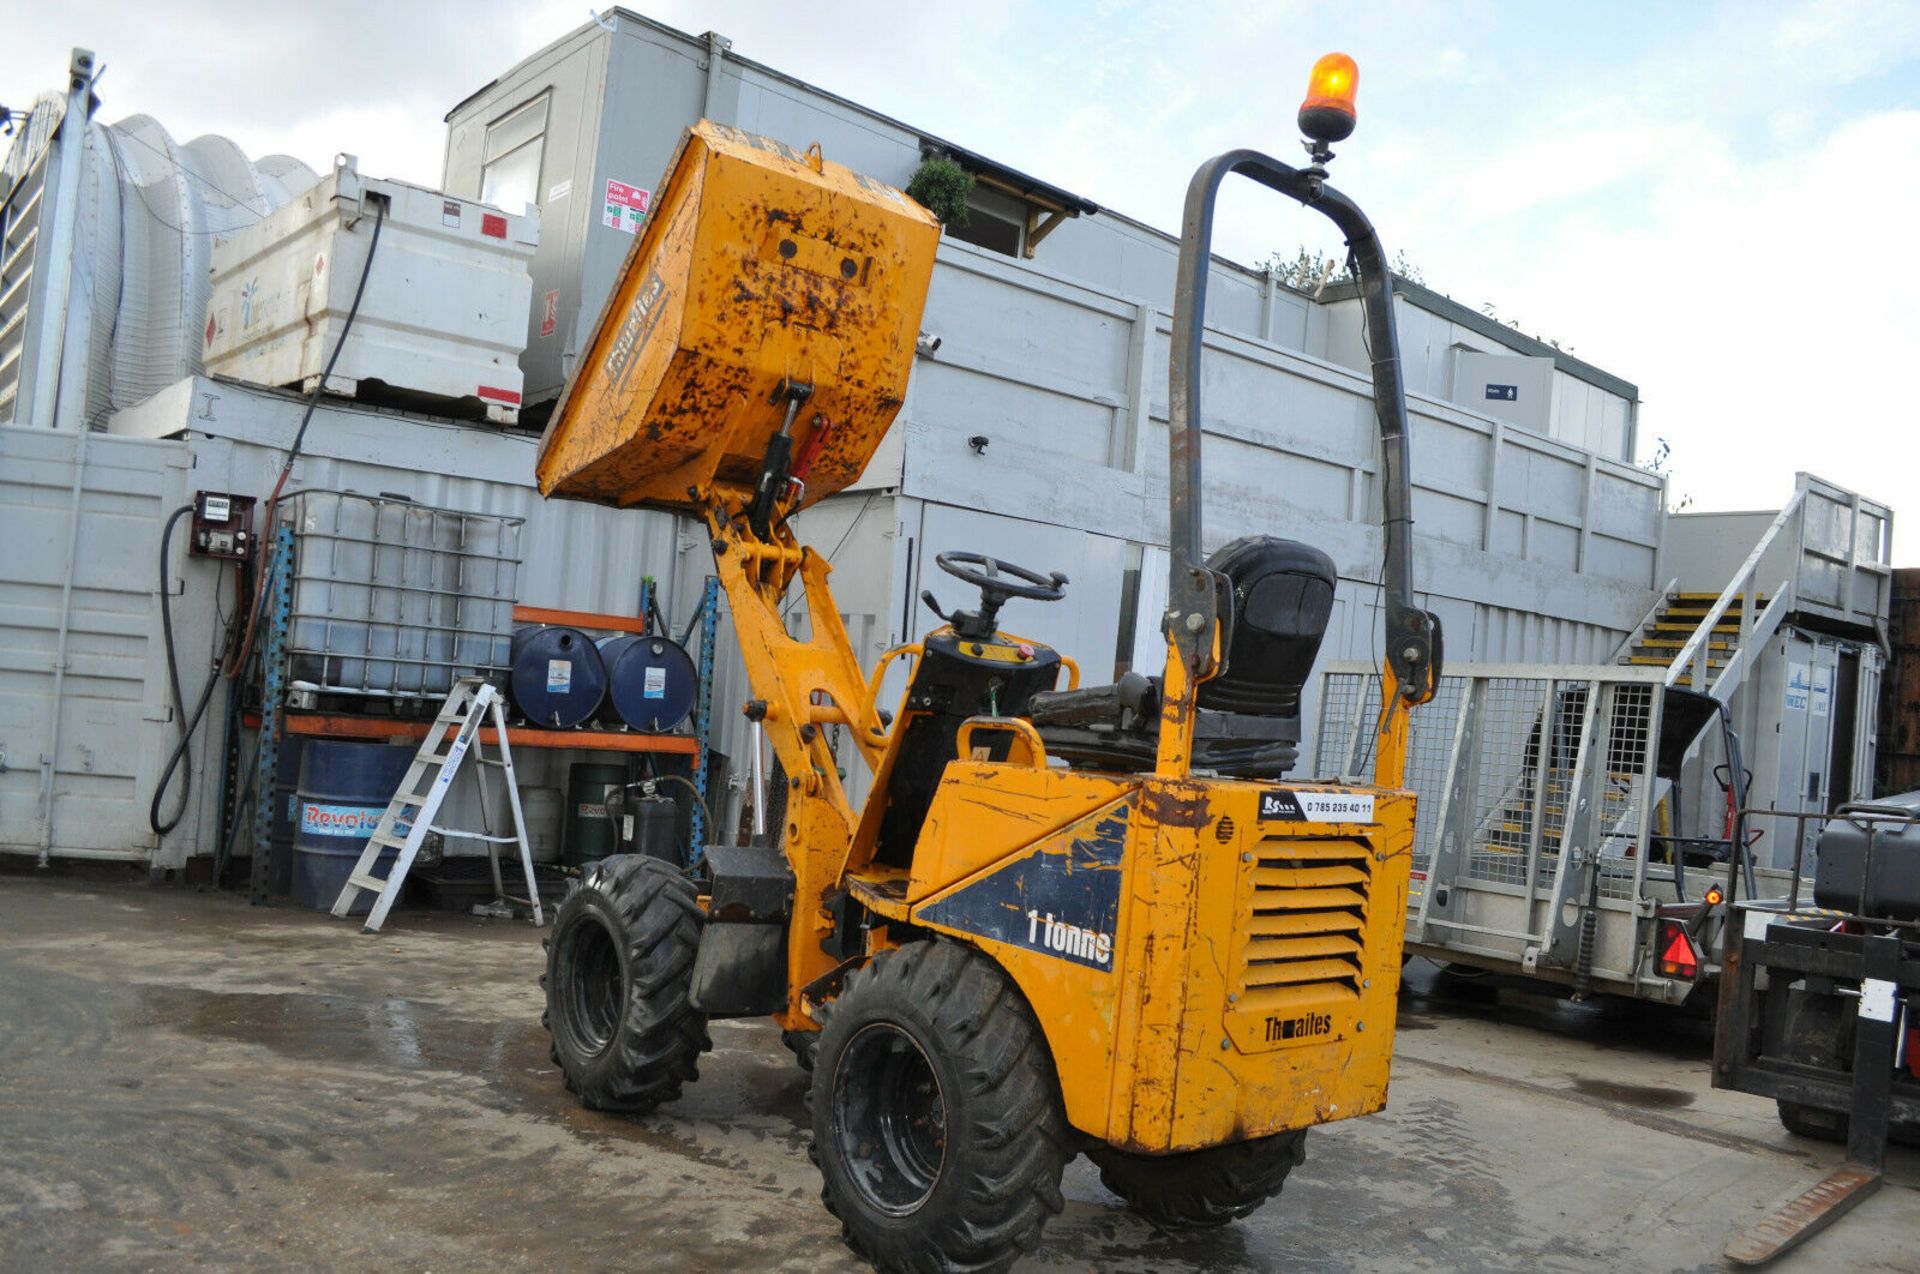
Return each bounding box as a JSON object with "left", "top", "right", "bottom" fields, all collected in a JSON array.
[{"left": 1299, "top": 52, "right": 1359, "bottom": 144}]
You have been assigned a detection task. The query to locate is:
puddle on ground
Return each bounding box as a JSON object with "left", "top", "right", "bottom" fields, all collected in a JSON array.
[
  {"left": 1568, "top": 1076, "right": 1695, "bottom": 1109},
  {"left": 135, "top": 984, "right": 813, "bottom": 1158}
]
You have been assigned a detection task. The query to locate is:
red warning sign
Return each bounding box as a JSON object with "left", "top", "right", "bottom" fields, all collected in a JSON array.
[{"left": 540, "top": 289, "right": 560, "bottom": 339}]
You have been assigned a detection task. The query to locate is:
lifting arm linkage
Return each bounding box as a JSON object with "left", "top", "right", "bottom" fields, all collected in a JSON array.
[
  {"left": 704, "top": 493, "right": 890, "bottom": 806},
  {"left": 1160, "top": 148, "right": 1442, "bottom": 785},
  {"left": 703, "top": 489, "right": 895, "bottom": 1024}
]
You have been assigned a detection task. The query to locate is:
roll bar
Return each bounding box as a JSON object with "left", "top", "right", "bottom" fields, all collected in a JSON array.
[{"left": 1164, "top": 149, "right": 1440, "bottom": 707}]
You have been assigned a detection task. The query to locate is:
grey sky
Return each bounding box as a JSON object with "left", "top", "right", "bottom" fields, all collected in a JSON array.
[{"left": 6, "top": 2, "right": 1918, "bottom": 545}]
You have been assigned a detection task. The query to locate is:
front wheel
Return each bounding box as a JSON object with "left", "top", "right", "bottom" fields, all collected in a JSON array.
[
  {"left": 1087, "top": 1131, "right": 1308, "bottom": 1227},
  {"left": 810, "top": 940, "right": 1070, "bottom": 1273},
  {"left": 543, "top": 855, "right": 710, "bottom": 1112}
]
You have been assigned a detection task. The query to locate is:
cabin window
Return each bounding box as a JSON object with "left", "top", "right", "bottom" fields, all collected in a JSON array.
[
  {"left": 947, "top": 183, "right": 1027, "bottom": 257},
  {"left": 480, "top": 93, "right": 550, "bottom": 213}
]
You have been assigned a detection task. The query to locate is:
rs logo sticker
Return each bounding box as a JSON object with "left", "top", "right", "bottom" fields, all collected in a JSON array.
[{"left": 1258, "top": 790, "right": 1376, "bottom": 823}]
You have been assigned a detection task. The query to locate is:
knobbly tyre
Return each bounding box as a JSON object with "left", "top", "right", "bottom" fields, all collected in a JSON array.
[{"left": 532, "top": 54, "right": 1441, "bottom": 1272}]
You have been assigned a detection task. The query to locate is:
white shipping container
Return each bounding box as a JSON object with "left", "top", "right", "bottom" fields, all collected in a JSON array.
[{"left": 204, "top": 157, "right": 538, "bottom": 423}]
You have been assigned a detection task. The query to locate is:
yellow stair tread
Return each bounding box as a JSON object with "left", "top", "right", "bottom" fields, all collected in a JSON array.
[
  {"left": 1652, "top": 621, "right": 1742, "bottom": 633},
  {"left": 1635, "top": 638, "right": 1730, "bottom": 650},
  {"left": 1627, "top": 654, "right": 1727, "bottom": 666}
]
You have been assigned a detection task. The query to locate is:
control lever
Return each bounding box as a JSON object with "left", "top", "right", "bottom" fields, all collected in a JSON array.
[{"left": 920, "top": 590, "right": 953, "bottom": 624}]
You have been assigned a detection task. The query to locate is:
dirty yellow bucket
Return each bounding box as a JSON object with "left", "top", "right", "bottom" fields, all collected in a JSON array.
[{"left": 536, "top": 122, "right": 941, "bottom": 513}]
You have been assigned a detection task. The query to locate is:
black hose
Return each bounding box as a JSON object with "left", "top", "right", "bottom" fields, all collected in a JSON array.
[
  {"left": 648, "top": 771, "right": 716, "bottom": 839},
  {"left": 228, "top": 198, "right": 389, "bottom": 679},
  {"left": 151, "top": 199, "right": 388, "bottom": 847},
  {"left": 150, "top": 505, "right": 230, "bottom": 835}
]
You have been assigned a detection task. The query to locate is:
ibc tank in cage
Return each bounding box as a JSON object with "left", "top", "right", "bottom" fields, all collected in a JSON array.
[{"left": 282, "top": 491, "right": 522, "bottom": 702}]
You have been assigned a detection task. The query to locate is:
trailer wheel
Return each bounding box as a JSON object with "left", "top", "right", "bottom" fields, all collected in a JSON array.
[
  {"left": 543, "top": 854, "right": 710, "bottom": 1112},
  {"left": 810, "top": 940, "right": 1069, "bottom": 1273},
  {"left": 1086, "top": 1130, "right": 1307, "bottom": 1227}
]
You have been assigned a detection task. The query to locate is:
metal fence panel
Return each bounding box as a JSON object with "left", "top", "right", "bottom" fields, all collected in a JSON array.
[{"left": 1318, "top": 661, "right": 1666, "bottom": 968}]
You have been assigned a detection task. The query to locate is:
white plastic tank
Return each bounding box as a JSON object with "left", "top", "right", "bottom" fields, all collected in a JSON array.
[{"left": 204, "top": 159, "right": 539, "bottom": 423}]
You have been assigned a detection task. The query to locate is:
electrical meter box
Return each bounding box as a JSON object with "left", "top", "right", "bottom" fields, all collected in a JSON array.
[{"left": 190, "top": 491, "right": 255, "bottom": 560}]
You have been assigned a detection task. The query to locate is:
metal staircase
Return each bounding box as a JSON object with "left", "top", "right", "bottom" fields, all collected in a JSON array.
[
  {"left": 1619, "top": 591, "right": 1768, "bottom": 688},
  {"left": 1611, "top": 482, "right": 1809, "bottom": 708}
]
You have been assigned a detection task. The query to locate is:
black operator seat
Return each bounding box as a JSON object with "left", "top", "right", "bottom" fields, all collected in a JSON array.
[{"left": 1028, "top": 536, "right": 1337, "bottom": 779}]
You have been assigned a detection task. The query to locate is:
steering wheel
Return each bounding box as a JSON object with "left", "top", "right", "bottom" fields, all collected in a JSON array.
[{"left": 936, "top": 551, "right": 1068, "bottom": 602}]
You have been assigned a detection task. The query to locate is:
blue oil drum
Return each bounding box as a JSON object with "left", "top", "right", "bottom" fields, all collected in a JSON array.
[
  {"left": 292, "top": 740, "right": 415, "bottom": 913},
  {"left": 597, "top": 633, "right": 698, "bottom": 732},
  {"left": 509, "top": 625, "right": 606, "bottom": 728}
]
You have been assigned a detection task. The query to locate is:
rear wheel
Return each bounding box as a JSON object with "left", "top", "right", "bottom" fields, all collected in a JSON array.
[
  {"left": 1087, "top": 1131, "right": 1308, "bottom": 1227},
  {"left": 810, "top": 940, "right": 1069, "bottom": 1273},
  {"left": 543, "top": 855, "right": 710, "bottom": 1111}
]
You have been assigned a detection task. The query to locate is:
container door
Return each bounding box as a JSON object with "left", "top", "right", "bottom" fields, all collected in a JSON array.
[
  {"left": 1826, "top": 647, "right": 1861, "bottom": 810},
  {"left": 1773, "top": 632, "right": 1817, "bottom": 867},
  {"left": 1806, "top": 642, "right": 1840, "bottom": 811}
]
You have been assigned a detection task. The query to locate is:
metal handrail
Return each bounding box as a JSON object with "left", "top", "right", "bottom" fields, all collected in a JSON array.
[
  {"left": 1608, "top": 575, "right": 1678, "bottom": 664},
  {"left": 1667, "top": 486, "right": 1805, "bottom": 692}
]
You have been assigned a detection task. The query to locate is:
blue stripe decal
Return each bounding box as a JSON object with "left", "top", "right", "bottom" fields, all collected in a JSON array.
[{"left": 916, "top": 797, "right": 1131, "bottom": 971}]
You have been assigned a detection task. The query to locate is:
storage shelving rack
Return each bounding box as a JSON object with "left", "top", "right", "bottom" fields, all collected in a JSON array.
[{"left": 242, "top": 528, "right": 719, "bottom": 904}]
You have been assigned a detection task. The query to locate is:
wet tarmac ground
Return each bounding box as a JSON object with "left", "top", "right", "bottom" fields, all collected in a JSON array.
[{"left": 1, "top": 874, "right": 1914, "bottom": 1272}]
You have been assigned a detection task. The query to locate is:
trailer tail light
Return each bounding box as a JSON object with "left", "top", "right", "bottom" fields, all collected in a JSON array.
[
  {"left": 1657, "top": 919, "right": 1700, "bottom": 980},
  {"left": 1907, "top": 1023, "right": 1918, "bottom": 1079}
]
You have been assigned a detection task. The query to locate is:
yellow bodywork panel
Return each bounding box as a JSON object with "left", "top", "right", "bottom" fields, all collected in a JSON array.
[
  {"left": 536, "top": 121, "right": 940, "bottom": 513},
  {"left": 908, "top": 763, "right": 1414, "bottom": 1152}
]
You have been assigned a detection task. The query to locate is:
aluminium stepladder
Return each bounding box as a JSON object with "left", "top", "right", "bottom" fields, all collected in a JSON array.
[{"left": 330, "top": 676, "right": 544, "bottom": 933}]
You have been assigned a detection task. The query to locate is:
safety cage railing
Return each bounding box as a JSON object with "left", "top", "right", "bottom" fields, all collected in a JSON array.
[{"left": 1316, "top": 661, "right": 1734, "bottom": 985}]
